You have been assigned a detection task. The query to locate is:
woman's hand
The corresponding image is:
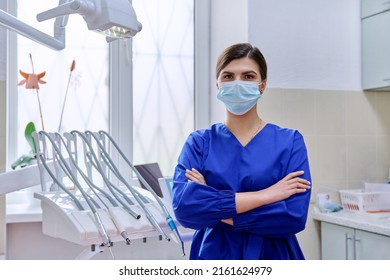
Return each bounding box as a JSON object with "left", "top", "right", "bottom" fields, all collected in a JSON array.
[
  {"left": 235, "top": 170, "right": 310, "bottom": 214},
  {"left": 221, "top": 218, "right": 233, "bottom": 226},
  {"left": 261, "top": 170, "right": 310, "bottom": 204},
  {"left": 185, "top": 168, "right": 207, "bottom": 185}
]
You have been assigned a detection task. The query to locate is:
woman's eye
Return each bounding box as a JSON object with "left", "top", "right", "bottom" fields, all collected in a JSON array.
[
  {"left": 222, "top": 74, "right": 233, "bottom": 80},
  {"left": 243, "top": 75, "right": 255, "bottom": 80}
]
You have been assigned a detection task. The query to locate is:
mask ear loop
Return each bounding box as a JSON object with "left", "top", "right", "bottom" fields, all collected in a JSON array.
[{"left": 259, "top": 79, "right": 266, "bottom": 95}]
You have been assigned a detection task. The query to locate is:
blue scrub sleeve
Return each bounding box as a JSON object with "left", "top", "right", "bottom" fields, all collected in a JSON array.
[
  {"left": 172, "top": 132, "right": 237, "bottom": 230},
  {"left": 233, "top": 132, "right": 312, "bottom": 238}
]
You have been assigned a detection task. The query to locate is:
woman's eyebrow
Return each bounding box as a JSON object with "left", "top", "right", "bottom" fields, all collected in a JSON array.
[
  {"left": 242, "top": 70, "right": 258, "bottom": 75},
  {"left": 221, "top": 70, "right": 258, "bottom": 75}
]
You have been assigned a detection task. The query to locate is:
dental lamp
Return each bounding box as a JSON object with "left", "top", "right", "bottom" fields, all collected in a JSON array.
[{"left": 0, "top": 0, "right": 142, "bottom": 50}]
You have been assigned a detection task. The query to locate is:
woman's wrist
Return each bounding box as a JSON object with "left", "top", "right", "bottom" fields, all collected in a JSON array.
[{"left": 235, "top": 190, "right": 267, "bottom": 214}]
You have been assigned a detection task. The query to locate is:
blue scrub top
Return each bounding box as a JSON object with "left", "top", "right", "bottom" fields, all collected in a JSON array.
[{"left": 172, "top": 123, "right": 312, "bottom": 260}]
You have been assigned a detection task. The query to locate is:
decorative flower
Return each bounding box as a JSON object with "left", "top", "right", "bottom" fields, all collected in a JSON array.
[
  {"left": 17, "top": 70, "right": 46, "bottom": 89},
  {"left": 18, "top": 54, "right": 46, "bottom": 131}
]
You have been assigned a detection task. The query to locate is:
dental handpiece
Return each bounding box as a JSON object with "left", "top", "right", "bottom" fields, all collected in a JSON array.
[
  {"left": 93, "top": 211, "right": 111, "bottom": 247},
  {"left": 109, "top": 208, "right": 131, "bottom": 245},
  {"left": 164, "top": 208, "right": 185, "bottom": 256}
]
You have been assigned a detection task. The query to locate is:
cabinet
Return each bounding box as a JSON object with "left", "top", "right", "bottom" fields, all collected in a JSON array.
[
  {"left": 361, "top": 0, "right": 390, "bottom": 90},
  {"left": 321, "top": 222, "right": 390, "bottom": 260}
]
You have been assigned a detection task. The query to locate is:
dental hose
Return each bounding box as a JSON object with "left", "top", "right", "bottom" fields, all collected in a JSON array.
[
  {"left": 83, "top": 152, "right": 142, "bottom": 219},
  {"left": 58, "top": 150, "right": 137, "bottom": 246},
  {"left": 36, "top": 151, "right": 84, "bottom": 211},
  {"left": 59, "top": 133, "right": 139, "bottom": 245},
  {"left": 72, "top": 130, "right": 169, "bottom": 242},
  {"left": 98, "top": 130, "right": 186, "bottom": 256},
  {"left": 37, "top": 147, "right": 119, "bottom": 255},
  {"left": 83, "top": 131, "right": 172, "bottom": 243},
  {"left": 59, "top": 133, "right": 117, "bottom": 207},
  {"left": 38, "top": 131, "right": 112, "bottom": 248},
  {"left": 67, "top": 131, "right": 141, "bottom": 245}
]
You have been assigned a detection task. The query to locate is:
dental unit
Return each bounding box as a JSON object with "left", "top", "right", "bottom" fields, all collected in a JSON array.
[{"left": 26, "top": 130, "right": 186, "bottom": 259}]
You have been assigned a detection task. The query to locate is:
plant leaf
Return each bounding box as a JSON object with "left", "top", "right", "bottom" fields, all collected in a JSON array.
[
  {"left": 24, "top": 121, "right": 37, "bottom": 154},
  {"left": 11, "top": 153, "right": 35, "bottom": 170}
]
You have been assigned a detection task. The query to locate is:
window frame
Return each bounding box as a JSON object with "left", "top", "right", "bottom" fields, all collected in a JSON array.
[{"left": 194, "top": 0, "right": 211, "bottom": 130}]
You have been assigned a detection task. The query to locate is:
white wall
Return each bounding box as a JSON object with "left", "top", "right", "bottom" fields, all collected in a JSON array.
[
  {"left": 248, "top": 0, "right": 362, "bottom": 91},
  {"left": 209, "top": 0, "right": 363, "bottom": 118}
]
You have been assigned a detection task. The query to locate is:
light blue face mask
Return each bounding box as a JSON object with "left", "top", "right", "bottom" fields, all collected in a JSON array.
[{"left": 217, "top": 80, "right": 261, "bottom": 115}]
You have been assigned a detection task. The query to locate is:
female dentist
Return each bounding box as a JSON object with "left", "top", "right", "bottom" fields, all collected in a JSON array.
[{"left": 172, "top": 43, "right": 312, "bottom": 260}]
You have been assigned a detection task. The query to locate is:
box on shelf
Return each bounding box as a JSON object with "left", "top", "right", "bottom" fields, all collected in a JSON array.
[{"left": 339, "top": 183, "right": 390, "bottom": 213}]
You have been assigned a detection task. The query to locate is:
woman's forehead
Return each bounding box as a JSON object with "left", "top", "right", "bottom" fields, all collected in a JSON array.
[{"left": 222, "top": 57, "right": 260, "bottom": 73}]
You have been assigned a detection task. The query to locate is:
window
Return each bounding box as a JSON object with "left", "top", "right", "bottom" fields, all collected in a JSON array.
[
  {"left": 6, "top": 0, "right": 199, "bottom": 207},
  {"left": 132, "top": 0, "right": 194, "bottom": 175},
  {"left": 13, "top": 0, "right": 109, "bottom": 162},
  {"left": 7, "top": 0, "right": 109, "bottom": 205}
]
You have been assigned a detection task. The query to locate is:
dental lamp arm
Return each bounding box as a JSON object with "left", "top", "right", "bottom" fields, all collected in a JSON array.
[
  {"left": 0, "top": 9, "right": 65, "bottom": 50},
  {"left": 36, "top": 1, "right": 91, "bottom": 22}
]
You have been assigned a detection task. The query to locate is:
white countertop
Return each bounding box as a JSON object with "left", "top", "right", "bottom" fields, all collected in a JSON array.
[
  {"left": 312, "top": 207, "right": 390, "bottom": 237},
  {"left": 6, "top": 203, "right": 42, "bottom": 223}
]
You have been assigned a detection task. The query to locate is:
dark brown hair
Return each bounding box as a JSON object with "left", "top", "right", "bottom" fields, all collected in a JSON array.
[{"left": 215, "top": 43, "right": 267, "bottom": 80}]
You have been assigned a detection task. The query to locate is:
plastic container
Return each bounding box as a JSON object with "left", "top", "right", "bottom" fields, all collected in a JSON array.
[{"left": 339, "top": 184, "right": 390, "bottom": 213}]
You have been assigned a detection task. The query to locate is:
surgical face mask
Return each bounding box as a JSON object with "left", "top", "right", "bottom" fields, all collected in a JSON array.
[{"left": 217, "top": 80, "right": 261, "bottom": 115}]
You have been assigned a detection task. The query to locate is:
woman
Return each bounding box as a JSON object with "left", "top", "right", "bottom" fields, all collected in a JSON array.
[{"left": 172, "top": 43, "right": 312, "bottom": 260}]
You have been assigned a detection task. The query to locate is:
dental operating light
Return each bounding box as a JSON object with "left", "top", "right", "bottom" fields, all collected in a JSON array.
[{"left": 0, "top": 0, "right": 142, "bottom": 50}]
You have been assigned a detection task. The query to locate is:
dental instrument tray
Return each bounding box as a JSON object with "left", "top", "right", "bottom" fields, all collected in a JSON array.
[
  {"left": 340, "top": 183, "right": 390, "bottom": 213},
  {"left": 31, "top": 130, "right": 186, "bottom": 257},
  {"left": 34, "top": 186, "right": 172, "bottom": 246}
]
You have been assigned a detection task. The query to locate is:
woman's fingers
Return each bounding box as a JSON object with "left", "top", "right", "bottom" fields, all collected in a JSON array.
[
  {"left": 288, "top": 177, "right": 311, "bottom": 187},
  {"left": 283, "top": 170, "right": 304, "bottom": 181},
  {"left": 185, "top": 168, "right": 206, "bottom": 185},
  {"left": 283, "top": 171, "right": 311, "bottom": 189}
]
